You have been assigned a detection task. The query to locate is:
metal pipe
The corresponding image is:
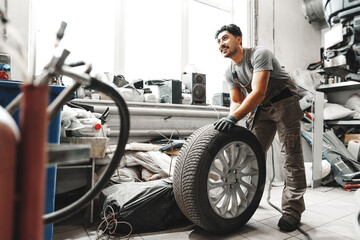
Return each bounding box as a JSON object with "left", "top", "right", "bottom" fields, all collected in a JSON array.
[
  {"left": 128, "top": 129, "right": 195, "bottom": 137},
  {"left": 91, "top": 105, "right": 227, "bottom": 118},
  {"left": 17, "top": 84, "right": 49, "bottom": 240}
]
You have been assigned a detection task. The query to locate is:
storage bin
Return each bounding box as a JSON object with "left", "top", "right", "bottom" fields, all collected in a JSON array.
[{"left": 0, "top": 80, "right": 65, "bottom": 240}]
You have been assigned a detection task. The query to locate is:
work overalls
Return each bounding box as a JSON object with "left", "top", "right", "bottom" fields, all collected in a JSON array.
[{"left": 232, "top": 48, "right": 306, "bottom": 220}]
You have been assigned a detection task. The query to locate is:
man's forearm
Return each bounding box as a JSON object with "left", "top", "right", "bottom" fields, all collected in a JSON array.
[
  {"left": 230, "top": 102, "right": 241, "bottom": 116},
  {"left": 231, "top": 91, "right": 264, "bottom": 120}
]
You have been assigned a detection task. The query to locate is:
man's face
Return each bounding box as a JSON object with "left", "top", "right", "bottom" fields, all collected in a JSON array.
[{"left": 217, "top": 30, "right": 241, "bottom": 58}]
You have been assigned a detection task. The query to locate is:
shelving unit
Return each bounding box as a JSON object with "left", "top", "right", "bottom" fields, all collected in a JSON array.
[
  {"left": 312, "top": 80, "right": 360, "bottom": 187},
  {"left": 317, "top": 81, "right": 360, "bottom": 105},
  {"left": 316, "top": 81, "right": 360, "bottom": 92},
  {"left": 326, "top": 120, "right": 360, "bottom": 125}
]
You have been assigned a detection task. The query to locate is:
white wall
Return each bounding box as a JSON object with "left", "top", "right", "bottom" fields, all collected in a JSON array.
[
  {"left": 3, "top": 0, "right": 30, "bottom": 81},
  {"left": 256, "top": 0, "right": 325, "bottom": 73}
]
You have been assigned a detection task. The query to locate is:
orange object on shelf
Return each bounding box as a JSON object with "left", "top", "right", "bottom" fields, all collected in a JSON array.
[{"left": 0, "top": 71, "right": 9, "bottom": 80}]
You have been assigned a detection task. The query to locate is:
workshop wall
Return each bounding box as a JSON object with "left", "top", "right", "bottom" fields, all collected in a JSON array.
[
  {"left": 256, "top": 0, "right": 325, "bottom": 72},
  {"left": 1, "top": 0, "right": 30, "bottom": 81},
  {"left": 6, "top": 0, "right": 328, "bottom": 81}
]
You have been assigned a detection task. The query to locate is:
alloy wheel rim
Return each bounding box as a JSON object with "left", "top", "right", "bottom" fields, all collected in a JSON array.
[{"left": 207, "top": 141, "right": 259, "bottom": 219}]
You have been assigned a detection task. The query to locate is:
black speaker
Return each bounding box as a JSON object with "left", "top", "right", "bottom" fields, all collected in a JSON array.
[
  {"left": 158, "top": 79, "right": 182, "bottom": 104},
  {"left": 183, "top": 73, "right": 206, "bottom": 105},
  {"left": 212, "top": 92, "right": 230, "bottom": 107}
]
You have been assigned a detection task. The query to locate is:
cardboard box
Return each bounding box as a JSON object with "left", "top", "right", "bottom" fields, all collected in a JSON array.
[
  {"left": 344, "top": 134, "right": 360, "bottom": 144},
  {"left": 60, "top": 137, "right": 109, "bottom": 159}
]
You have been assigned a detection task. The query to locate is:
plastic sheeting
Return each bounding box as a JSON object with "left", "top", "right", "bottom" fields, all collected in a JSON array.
[
  {"left": 100, "top": 178, "right": 188, "bottom": 233},
  {"left": 323, "top": 102, "right": 354, "bottom": 120},
  {"left": 120, "top": 151, "right": 176, "bottom": 177}
]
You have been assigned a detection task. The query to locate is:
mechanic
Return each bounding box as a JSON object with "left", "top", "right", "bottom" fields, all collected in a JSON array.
[{"left": 214, "top": 24, "right": 307, "bottom": 232}]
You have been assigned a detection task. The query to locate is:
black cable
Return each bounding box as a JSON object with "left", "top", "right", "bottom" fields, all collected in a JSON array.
[
  {"left": 267, "top": 144, "right": 312, "bottom": 240},
  {"left": 0, "top": 9, "right": 8, "bottom": 24},
  {"left": 43, "top": 78, "right": 130, "bottom": 224}
]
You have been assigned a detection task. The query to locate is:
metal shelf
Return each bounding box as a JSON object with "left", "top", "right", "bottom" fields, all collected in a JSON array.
[
  {"left": 326, "top": 120, "right": 360, "bottom": 125},
  {"left": 317, "top": 81, "right": 360, "bottom": 93}
]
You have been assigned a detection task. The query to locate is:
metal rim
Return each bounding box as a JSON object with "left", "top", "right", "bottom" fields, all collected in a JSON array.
[{"left": 207, "top": 141, "right": 259, "bottom": 219}]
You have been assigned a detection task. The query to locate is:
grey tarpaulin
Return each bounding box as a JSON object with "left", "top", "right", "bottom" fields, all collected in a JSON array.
[{"left": 100, "top": 178, "right": 189, "bottom": 233}]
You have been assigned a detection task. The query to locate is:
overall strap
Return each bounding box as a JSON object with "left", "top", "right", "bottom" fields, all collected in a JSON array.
[
  {"left": 246, "top": 47, "right": 253, "bottom": 74},
  {"left": 231, "top": 61, "right": 238, "bottom": 81},
  {"left": 231, "top": 47, "right": 253, "bottom": 81},
  {"left": 231, "top": 61, "right": 245, "bottom": 90}
]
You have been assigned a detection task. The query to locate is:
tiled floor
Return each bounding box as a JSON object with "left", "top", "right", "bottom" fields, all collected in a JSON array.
[{"left": 53, "top": 184, "right": 360, "bottom": 240}]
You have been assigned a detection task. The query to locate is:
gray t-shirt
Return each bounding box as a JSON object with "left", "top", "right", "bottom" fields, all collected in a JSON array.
[{"left": 225, "top": 46, "right": 290, "bottom": 90}]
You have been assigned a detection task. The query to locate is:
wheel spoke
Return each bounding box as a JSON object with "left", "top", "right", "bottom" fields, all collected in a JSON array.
[
  {"left": 238, "top": 154, "right": 255, "bottom": 171},
  {"left": 219, "top": 191, "right": 231, "bottom": 215},
  {"left": 210, "top": 163, "right": 226, "bottom": 178},
  {"left": 230, "top": 189, "right": 238, "bottom": 216},
  {"left": 235, "top": 183, "right": 248, "bottom": 208},
  {"left": 239, "top": 179, "right": 256, "bottom": 192},
  {"left": 208, "top": 180, "right": 225, "bottom": 190},
  {"left": 218, "top": 152, "right": 229, "bottom": 173},
  {"left": 210, "top": 187, "right": 226, "bottom": 203},
  {"left": 232, "top": 143, "right": 245, "bottom": 169},
  {"left": 226, "top": 144, "right": 235, "bottom": 169},
  {"left": 241, "top": 168, "right": 258, "bottom": 177}
]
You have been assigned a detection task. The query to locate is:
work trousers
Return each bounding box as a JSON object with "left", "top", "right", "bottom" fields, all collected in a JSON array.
[{"left": 250, "top": 95, "right": 307, "bottom": 220}]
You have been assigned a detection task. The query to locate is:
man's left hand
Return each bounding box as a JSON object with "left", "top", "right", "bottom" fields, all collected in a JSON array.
[{"left": 214, "top": 115, "right": 238, "bottom": 132}]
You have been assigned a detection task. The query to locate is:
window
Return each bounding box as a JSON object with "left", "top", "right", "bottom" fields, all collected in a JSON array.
[
  {"left": 123, "top": 0, "right": 182, "bottom": 81},
  {"left": 33, "top": 0, "right": 249, "bottom": 101},
  {"left": 188, "top": 0, "right": 232, "bottom": 102},
  {"left": 34, "top": 0, "right": 117, "bottom": 75}
]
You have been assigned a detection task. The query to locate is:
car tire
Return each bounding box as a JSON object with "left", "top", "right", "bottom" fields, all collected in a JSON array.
[{"left": 173, "top": 124, "right": 266, "bottom": 234}]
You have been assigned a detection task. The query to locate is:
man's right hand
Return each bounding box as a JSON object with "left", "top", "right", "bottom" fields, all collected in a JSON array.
[{"left": 214, "top": 115, "right": 238, "bottom": 132}]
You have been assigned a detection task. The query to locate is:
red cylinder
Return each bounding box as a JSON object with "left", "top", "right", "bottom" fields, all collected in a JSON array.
[
  {"left": 0, "top": 107, "right": 19, "bottom": 240},
  {"left": 18, "top": 84, "right": 49, "bottom": 240}
]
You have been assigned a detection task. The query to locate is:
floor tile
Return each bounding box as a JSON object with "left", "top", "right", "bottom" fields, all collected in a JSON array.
[
  {"left": 261, "top": 194, "right": 282, "bottom": 208},
  {"left": 260, "top": 215, "right": 280, "bottom": 229},
  {"left": 302, "top": 198, "right": 319, "bottom": 208},
  {"left": 306, "top": 201, "right": 353, "bottom": 219},
  {"left": 295, "top": 226, "right": 355, "bottom": 240},
  {"left": 319, "top": 219, "right": 359, "bottom": 239},
  {"left": 300, "top": 209, "right": 335, "bottom": 229},
  {"left": 251, "top": 202, "right": 282, "bottom": 221},
  {"left": 307, "top": 185, "right": 350, "bottom": 198},
  {"left": 303, "top": 190, "right": 334, "bottom": 204},
  {"left": 328, "top": 198, "right": 357, "bottom": 212},
  {"left": 90, "top": 232, "right": 143, "bottom": 240},
  {"left": 339, "top": 192, "right": 358, "bottom": 203},
  {"left": 260, "top": 215, "right": 310, "bottom": 238},
  {"left": 53, "top": 228, "right": 90, "bottom": 240},
  {"left": 140, "top": 231, "right": 190, "bottom": 240},
  {"left": 186, "top": 227, "right": 248, "bottom": 240},
  {"left": 52, "top": 185, "right": 360, "bottom": 240},
  {"left": 239, "top": 221, "right": 292, "bottom": 240},
  {"left": 338, "top": 212, "right": 356, "bottom": 224},
  {"left": 54, "top": 223, "right": 84, "bottom": 234}
]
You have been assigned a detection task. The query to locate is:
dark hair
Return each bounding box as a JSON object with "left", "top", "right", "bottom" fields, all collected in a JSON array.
[{"left": 215, "top": 24, "right": 242, "bottom": 39}]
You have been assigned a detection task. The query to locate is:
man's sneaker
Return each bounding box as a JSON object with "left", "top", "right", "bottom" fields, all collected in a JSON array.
[{"left": 278, "top": 213, "right": 300, "bottom": 232}]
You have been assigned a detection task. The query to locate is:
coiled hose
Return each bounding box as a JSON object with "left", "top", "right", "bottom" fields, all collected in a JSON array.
[{"left": 44, "top": 77, "right": 130, "bottom": 224}]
